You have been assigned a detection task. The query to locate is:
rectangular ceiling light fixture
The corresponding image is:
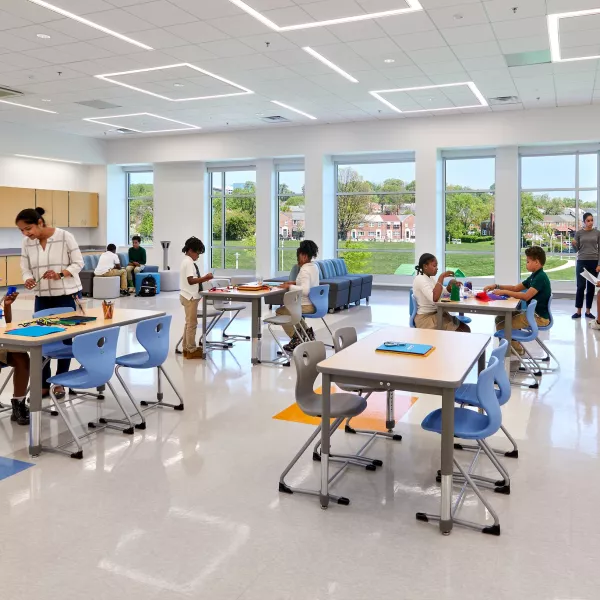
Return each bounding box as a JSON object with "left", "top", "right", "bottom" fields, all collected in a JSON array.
[
  {"left": 548, "top": 8, "right": 600, "bottom": 63},
  {"left": 227, "top": 0, "right": 423, "bottom": 31},
  {"left": 15, "top": 154, "right": 82, "bottom": 164},
  {"left": 369, "top": 82, "right": 488, "bottom": 114},
  {"left": 271, "top": 101, "right": 316, "bottom": 120},
  {"left": 83, "top": 113, "right": 201, "bottom": 134},
  {"left": 303, "top": 47, "right": 358, "bottom": 83},
  {"left": 95, "top": 64, "right": 253, "bottom": 101},
  {"left": 0, "top": 99, "right": 57, "bottom": 113},
  {"left": 25, "top": 1, "right": 153, "bottom": 50}
]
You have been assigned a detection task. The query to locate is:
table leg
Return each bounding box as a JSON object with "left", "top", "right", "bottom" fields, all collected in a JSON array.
[
  {"left": 251, "top": 299, "right": 262, "bottom": 364},
  {"left": 320, "top": 373, "right": 331, "bottom": 509},
  {"left": 436, "top": 307, "right": 443, "bottom": 330},
  {"left": 202, "top": 295, "right": 207, "bottom": 358},
  {"left": 386, "top": 390, "right": 395, "bottom": 432},
  {"left": 29, "top": 345, "right": 43, "bottom": 457},
  {"left": 439, "top": 387, "right": 455, "bottom": 535},
  {"left": 505, "top": 311, "right": 513, "bottom": 372}
]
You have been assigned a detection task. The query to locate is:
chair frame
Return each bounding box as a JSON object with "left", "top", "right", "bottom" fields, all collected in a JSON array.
[{"left": 0, "top": 366, "right": 14, "bottom": 416}]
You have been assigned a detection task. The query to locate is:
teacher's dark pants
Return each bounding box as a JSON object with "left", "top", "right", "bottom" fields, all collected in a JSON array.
[
  {"left": 575, "top": 259, "right": 598, "bottom": 311},
  {"left": 34, "top": 295, "right": 77, "bottom": 390}
]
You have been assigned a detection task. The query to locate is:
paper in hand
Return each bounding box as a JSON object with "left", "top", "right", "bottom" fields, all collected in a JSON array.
[{"left": 580, "top": 269, "right": 599, "bottom": 286}]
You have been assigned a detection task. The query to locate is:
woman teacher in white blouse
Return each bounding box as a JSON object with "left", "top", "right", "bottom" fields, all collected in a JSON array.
[{"left": 16, "top": 206, "right": 84, "bottom": 399}]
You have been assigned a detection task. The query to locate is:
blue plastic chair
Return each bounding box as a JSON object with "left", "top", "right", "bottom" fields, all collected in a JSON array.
[
  {"left": 114, "top": 315, "right": 184, "bottom": 428},
  {"left": 409, "top": 291, "right": 417, "bottom": 328},
  {"left": 494, "top": 299, "right": 542, "bottom": 389},
  {"left": 304, "top": 285, "right": 334, "bottom": 346},
  {"left": 46, "top": 327, "right": 135, "bottom": 459},
  {"left": 417, "top": 357, "right": 505, "bottom": 536},
  {"left": 534, "top": 295, "right": 559, "bottom": 371}
]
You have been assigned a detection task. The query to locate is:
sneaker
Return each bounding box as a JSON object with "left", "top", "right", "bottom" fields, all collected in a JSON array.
[
  {"left": 11, "top": 399, "right": 30, "bottom": 426},
  {"left": 120, "top": 289, "right": 130, "bottom": 296},
  {"left": 306, "top": 327, "right": 316, "bottom": 341},
  {"left": 589, "top": 320, "right": 600, "bottom": 330},
  {"left": 586, "top": 313, "right": 596, "bottom": 320},
  {"left": 184, "top": 348, "right": 204, "bottom": 359},
  {"left": 572, "top": 313, "right": 582, "bottom": 319},
  {"left": 283, "top": 335, "right": 302, "bottom": 353}
]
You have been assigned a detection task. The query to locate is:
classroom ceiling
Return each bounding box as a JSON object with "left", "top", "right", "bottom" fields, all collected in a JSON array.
[{"left": 0, "top": 0, "right": 598, "bottom": 139}]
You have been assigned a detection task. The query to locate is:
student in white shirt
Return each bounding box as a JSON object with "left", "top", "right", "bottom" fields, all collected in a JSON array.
[
  {"left": 17, "top": 206, "right": 85, "bottom": 398},
  {"left": 94, "top": 244, "right": 129, "bottom": 295},
  {"left": 413, "top": 253, "right": 471, "bottom": 333},
  {"left": 179, "top": 237, "right": 213, "bottom": 359},
  {"left": 277, "top": 239, "right": 320, "bottom": 352}
]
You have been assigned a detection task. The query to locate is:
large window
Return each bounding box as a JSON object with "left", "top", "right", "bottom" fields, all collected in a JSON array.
[
  {"left": 210, "top": 170, "right": 257, "bottom": 270},
  {"left": 444, "top": 157, "right": 495, "bottom": 278},
  {"left": 277, "top": 168, "right": 305, "bottom": 272},
  {"left": 520, "top": 153, "right": 599, "bottom": 282},
  {"left": 335, "top": 161, "right": 416, "bottom": 275},
  {"left": 127, "top": 171, "right": 154, "bottom": 244}
]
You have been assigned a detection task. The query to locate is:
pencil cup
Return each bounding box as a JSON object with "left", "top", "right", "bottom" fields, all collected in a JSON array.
[{"left": 102, "top": 300, "right": 114, "bottom": 319}]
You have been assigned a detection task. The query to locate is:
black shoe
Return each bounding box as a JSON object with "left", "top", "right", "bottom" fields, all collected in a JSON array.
[
  {"left": 586, "top": 312, "right": 596, "bottom": 320},
  {"left": 11, "top": 399, "right": 30, "bottom": 426},
  {"left": 307, "top": 327, "right": 316, "bottom": 341},
  {"left": 572, "top": 313, "right": 582, "bottom": 319},
  {"left": 283, "top": 335, "right": 302, "bottom": 353},
  {"left": 120, "top": 289, "right": 130, "bottom": 296}
]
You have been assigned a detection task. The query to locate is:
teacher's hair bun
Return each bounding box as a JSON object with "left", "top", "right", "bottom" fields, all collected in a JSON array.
[{"left": 35, "top": 207, "right": 46, "bottom": 217}]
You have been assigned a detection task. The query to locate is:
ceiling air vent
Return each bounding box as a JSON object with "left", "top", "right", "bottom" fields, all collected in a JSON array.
[
  {"left": 260, "top": 115, "right": 291, "bottom": 123},
  {"left": 0, "top": 85, "right": 23, "bottom": 99},
  {"left": 489, "top": 96, "right": 520, "bottom": 105},
  {"left": 76, "top": 100, "right": 122, "bottom": 110},
  {"left": 112, "top": 128, "right": 136, "bottom": 134}
]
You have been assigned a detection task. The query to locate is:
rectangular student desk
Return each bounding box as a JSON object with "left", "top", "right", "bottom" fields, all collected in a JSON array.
[
  {"left": 199, "top": 287, "right": 285, "bottom": 364},
  {"left": 0, "top": 307, "right": 166, "bottom": 457},
  {"left": 316, "top": 326, "right": 490, "bottom": 536}
]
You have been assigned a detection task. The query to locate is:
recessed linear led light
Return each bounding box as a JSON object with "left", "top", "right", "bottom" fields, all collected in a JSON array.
[
  {"left": 302, "top": 47, "right": 358, "bottom": 83},
  {"left": 548, "top": 8, "right": 600, "bottom": 63},
  {"left": 15, "top": 154, "right": 82, "bottom": 164},
  {"left": 0, "top": 99, "right": 57, "bottom": 113},
  {"left": 83, "top": 113, "right": 201, "bottom": 134},
  {"left": 271, "top": 101, "right": 316, "bottom": 120},
  {"left": 25, "top": 0, "right": 153, "bottom": 50},
  {"left": 95, "top": 64, "right": 253, "bottom": 101},
  {"left": 227, "top": 0, "right": 423, "bottom": 31},
  {"left": 369, "top": 82, "right": 488, "bottom": 114}
]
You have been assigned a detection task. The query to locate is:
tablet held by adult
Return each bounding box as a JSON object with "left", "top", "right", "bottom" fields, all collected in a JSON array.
[
  {"left": 16, "top": 207, "right": 84, "bottom": 398},
  {"left": 572, "top": 212, "right": 600, "bottom": 320}
]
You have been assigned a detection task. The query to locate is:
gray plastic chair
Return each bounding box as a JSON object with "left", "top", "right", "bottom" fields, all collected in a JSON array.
[
  {"left": 262, "top": 290, "right": 307, "bottom": 366},
  {"left": 279, "top": 341, "right": 380, "bottom": 505},
  {"left": 174, "top": 304, "right": 226, "bottom": 354},
  {"left": 207, "top": 278, "right": 250, "bottom": 343}
]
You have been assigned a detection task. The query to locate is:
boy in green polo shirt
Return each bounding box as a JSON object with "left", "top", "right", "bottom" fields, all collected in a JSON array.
[
  {"left": 484, "top": 246, "right": 551, "bottom": 355},
  {"left": 126, "top": 235, "right": 147, "bottom": 290}
]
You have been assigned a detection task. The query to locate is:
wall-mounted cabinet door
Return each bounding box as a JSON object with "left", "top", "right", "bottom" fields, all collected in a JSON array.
[
  {"left": 69, "top": 192, "right": 98, "bottom": 227},
  {"left": 0, "top": 187, "right": 35, "bottom": 227},
  {"left": 6, "top": 256, "right": 22, "bottom": 286},
  {"left": 0, "top": 257, "right": 7, "bottom": 288},
  {"left": 52, "top": 191, "right": 69, "bottom": 227},
  {"left": 35, "top": 189, "right": 53, "bottom": 226}
]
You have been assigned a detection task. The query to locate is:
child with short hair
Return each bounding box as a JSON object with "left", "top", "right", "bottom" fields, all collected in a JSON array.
[
  {"left": 94, "top": 244, "right": 129, "bottom": 296},
  {"left": 484, "top": 245, "right": 551, "bottom": 355},
  {"left": 126, "top": 235, "right": 146, "bottom": 290},
  {"left": 179, "top": 237, "right": 213, "bottom": 359},
  {"left": 0, "top": 291, "right": 31, "bottom": 425}
]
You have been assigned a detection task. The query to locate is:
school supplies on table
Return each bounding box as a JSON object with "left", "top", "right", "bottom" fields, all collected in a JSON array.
[
  {"left": 487, "top": 293, "right": 509, "bottom": 301},
  {"left": 376, "top": 342, "right": 435, "bottom": 357},
  {"left": 475, "top": 292, "right": 492, "bottom": 302},
  {"left": 237, "top": 284, "right": 270, "bottom": 292},
  {"left": 6, "top": 325, "right": 66, "bottom": 337}
]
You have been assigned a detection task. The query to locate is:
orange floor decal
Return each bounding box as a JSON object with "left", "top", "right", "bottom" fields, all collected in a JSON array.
[{"left": 273, "top": 386, "right": 418, "bottom": 432}]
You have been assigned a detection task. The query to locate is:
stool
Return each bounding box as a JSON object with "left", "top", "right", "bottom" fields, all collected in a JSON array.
[
  {"left": 159, "top": 270, "right": 179, "bottom": 292},
  {"left": 135, "top": 272, "right": 161, "bottom": 295},
  {"left": 93, "top": 276, "right": 120, "bottom": 299}
]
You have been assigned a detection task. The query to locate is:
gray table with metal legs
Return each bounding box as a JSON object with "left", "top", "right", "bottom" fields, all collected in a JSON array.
[
  {"left": 316, "top": 326, "right": 490, "bottom": 535},
  {"left": 0, "top": 307, "right": 165, "bottom": 457},
  {"left": 200, "top": 287, "right": 285, "bottom": 364}
]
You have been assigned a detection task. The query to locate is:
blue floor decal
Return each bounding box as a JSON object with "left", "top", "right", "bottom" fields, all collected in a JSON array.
[{"left": 0, "top": 457, "right": 34, "bottom": 481}]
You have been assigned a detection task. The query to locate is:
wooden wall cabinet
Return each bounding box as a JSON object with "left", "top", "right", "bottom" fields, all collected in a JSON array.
[
  {"left": 0, "top": 187, "right": 35, "bottom": 227},
  {"left": 0, "top": 256, "right": 6, "bottom": 287},
  {"left": 6, "top": 256, "right": 22, "bottom": 286},
  {"left": 36, "top": 190, "right": 69, "bottom": 228},
  {"left": 69, "top": 192, "right": 99, "bottom": 227}
]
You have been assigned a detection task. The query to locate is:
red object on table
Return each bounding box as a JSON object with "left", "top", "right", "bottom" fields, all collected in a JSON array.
[{"left": 475, "top": 292, "right": 491, "bottom": 302}]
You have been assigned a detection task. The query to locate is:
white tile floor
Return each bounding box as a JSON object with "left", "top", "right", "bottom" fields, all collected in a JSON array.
[{"left": 0, "top": 289, "right": 597, "bottom": 600}]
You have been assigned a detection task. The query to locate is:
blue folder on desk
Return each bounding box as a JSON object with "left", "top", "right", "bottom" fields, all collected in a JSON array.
[
  {"left": 376, "top": 342, "right": 435, "bottom": 357},
  {"left": 6, "top": 326, "right": 66, "bottom": 337}
]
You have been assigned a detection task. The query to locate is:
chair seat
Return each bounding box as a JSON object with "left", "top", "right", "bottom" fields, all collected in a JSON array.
[
  {"left": 302, "top": 393, "right": 368, "bottom": 419},
  {"left": 197, "top": 308, "right": 222, "bottom": 318},
  {"left": 421, "top": 407, "right": 490, "bottom": 440},
  {"left": 48, "top": 367, "right": 100, "bottom": 389},
  {"left": 455, "top": 383, "right": 503, "bottom": 408},
  {"left": 116, "top": 351, "right": 151, "bottom": 368},
  {"left": 337, "top": 382, "right": 382, "bottom": 394},
  {"left": 457, "top": 315, "right": 472, "bottom": 324},
  {"left": 264, "top": 315, "right": 292, "bottom": 325},
  {"left": 494, "top": 329, "right": 536, "bottom": 342},
  {"left": 42, "top": 341, "right": 74, "bottom": 360}
]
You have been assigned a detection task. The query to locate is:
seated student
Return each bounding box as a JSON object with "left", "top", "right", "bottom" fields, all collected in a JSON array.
[
  {"left": 413, "top": 253, "right": 471, "bottom": 332},
  {"left": 484, "top": 245, "right": 551, "bottom": 355},
  {"left": 94, "top": 244, "right": 129, "bottom": 296},
  {"left": 278, "top": 240, "right": 320, "bottom": 352},
  {"left": 0, "top": 291, "right": 30, "bottom": 425},
  {"left": 126, "top": 235, "right": 146, "bottom": 290}
]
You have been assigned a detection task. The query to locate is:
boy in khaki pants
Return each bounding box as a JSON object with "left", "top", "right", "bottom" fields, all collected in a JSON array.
[{"left": 94, "top": 244, "right": 129, "bottom": 296}]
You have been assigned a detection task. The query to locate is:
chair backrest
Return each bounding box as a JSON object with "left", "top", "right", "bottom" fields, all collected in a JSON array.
[
  {"left": 539, "top": 295, "right": 554, "bottom": 330},
  {"left": 524, "top": 299, "right": 539, "bottom": 336},
  {"left": 289, "top": 263, "right": 300, "bottom": 282},
  {"left": 293, "top": 341, "right": 325, "bottom": 413},
  {"left": 72, "top": 326, "right": 120, "bottom": 387},
  {"left": 332, "top": 258, "right": 348, "bottom": 276},
  {"left": 33, "top": 307, "right": 74, "bottom": 318},
  {"left": 475, "top": 356, "right": 503, "bottom": 439},
  {"left": 490, "top": 339, "right": 511, "bottom": 406},
  {"left": 318, "top": 260, "right": 337, "bottom": 279},
  {"left": 332, "top": 326, "right": 357, "bottom": 353},
  {"left": 118, "top": 252, "right": 129, "bottom": 267},
  {"left": 307, "top": 285, "right": 329, "bottom": 319},
  {"left": 134, "top": 315, "right": 171, "bottom": 368},
  {"left": 409, "top": 291, "right": 417, "bottom": 328},
  {"left": 283, "top": 290, "right": 303, "bottom": 326}
]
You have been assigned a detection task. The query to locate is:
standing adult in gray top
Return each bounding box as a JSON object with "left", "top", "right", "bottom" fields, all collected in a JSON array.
[{"left": 572, "top": 212, "right": 600, "bottom": 319}]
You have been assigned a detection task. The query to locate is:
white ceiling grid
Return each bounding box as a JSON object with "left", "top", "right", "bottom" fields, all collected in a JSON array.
[{"left": 0, "top": 0, "right": 596, "bottom": 137}]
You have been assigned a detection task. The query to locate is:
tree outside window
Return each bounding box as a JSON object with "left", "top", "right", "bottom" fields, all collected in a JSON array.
[{"left": 127, "top": 171, "right": 153, "bottom": 244}]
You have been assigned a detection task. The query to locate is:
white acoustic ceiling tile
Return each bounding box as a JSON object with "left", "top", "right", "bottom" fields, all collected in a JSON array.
[
  {"left": 347, "top": 37, "right": 400, "bottom": 57},
  {"left": 237, "top": 33, "right": 298, "bottom": 53},
  {"left": 0, "top": 10, "right": 33, "bottom": 31},
  {"left": 393, "top": 29, "right": 448, "bottom": 51},
  {"left": 440, "top": 23, "right": 496, "bottom": 45},
  {"left": 460, "top": 55, "right": 507, "bottom": 71},
  {"left": 197, "top": 40, "right": 257, "bottom": 58},
  {"left": 420, "top": 0, "right": 481, "bottom": 6},
  {"left": 451, "top": 40, "right": 502, "bottom": 59},
  {"left": 561, "top": 44, "right": 600, "bottom": 61},
  {"left": 358, "top": 0, "right": 413, "bottom": 10},
  {"left": 513, "top": 75, "right": 554, "bottom": 91},
  {"left": 260, "top": 5, "right": 314, "bottom": 28},
  {"left": 0, "top": 32, "right": 41, "bottom": 52},
  {"left": 428, "top": 71, "right": 470, "bottom": 84},
  {"left": 281, "top": 27, "right": 341, "bottom": 46},
  {"left": 0, "top": 0, "right": 63, "bottom": 22},
  {"left": 268, "top": 48, "right": 316, "bottom": 66},
  {"left": 419, "top": 60, "right": 465, "bottom": 75},
  {"left": 483, "top": 0, "right": 547, "bottom": 21},
  {"left": 0, "top": 52, "right": 50, "bottom": 69},
  {"left": 407, "top": 46, "right": 457, "bottom": 64},
  {"left": 554, "top": 71, "right": 596, "bottom": 89},
  {"left": 200, "top": 53, "right": 280, "bottom": 72},
  {"left": 244, "top": 0, "right": 296, "bottom": 10},
  {"left": 492, "top": 16, "right": 548, "bottom": 40},
  {"left": 559, "top": 13, "right": 600, "bottom": 33},
  {"left": 467, "top": 67, "right": 513, "bottom": 84},
  {"left": 68, "top": 56, "right": 145, "bottom": 75},
  {"left": 366, "top": 51, "right": 414, "bottom": 68},
  {"left": 377, "top": 11, "right": 437, "bottom": 35},
  {"left": 130, "top": 28, "right": 189, "bottom": 49},
  {"left": 125, "top": 1, "right": 197, "bottom": 26},
  {"left": 0, "top": 60, "right": 24, "bottom": 74},
  {"left": 83, "top": 8, "right": 156, "bottom": 32},
  {"left": 552, "top": 60, "right": 598, "bottom": 75},
  {"left": 509, "top": 63, "right": 553, "bottom": 79},
  {"left": 377, "top": 75, "right": 434, "bottom": 88},
  {"left": 165, "top": 21, "right": 231, "bottom": 43},
  {"left": 47, "top": 0, "right": 116, "bottom": 13},
  {"left": 300, "top": 0, "right": 364, "bottom": 20},
  {"left": 560, "top": 28, "right": 600, "bottom": 49},
  {"left": 162, "top": 45, "right": 219, "bottom": 62},
  {"left": 9, "top": 24, "right": 79, "bottom": 46},
  {"left": 240, "top": 66, "right": 298, "bottom": 80},
  {"left": 44, "top": 17, "right": 107, "bottom": 40},
  {"left": 208, "top": 14, "right": 275, "bottom": 36},
  {"left": 427, "top": 3, "right": 489, "bottom": 29},
  {"left": 89, "top": 34, "right": 149, "bottom": 54},
  {"left": 169, "top": 0, "right": 243, "bottom": 19},
  {"left": 380, "top": 64, "right": 427, "bottom": 79},
  {"left": 326, "top": 20, "right": 387, "bottom": 42},
  {"left": 498, "top": 36, "right": 549, "bottom": 54},
  {"left": 40, "top": 41, "right": 115, "bottom": 62}
]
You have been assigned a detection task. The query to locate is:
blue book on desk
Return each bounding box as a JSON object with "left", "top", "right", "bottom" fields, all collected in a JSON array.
[
  {"left": 6, "top": 325, "right": 66, "bottom": 337},
  {"left": 376, "top": 342, "right": 435, "bottom": 357}
]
